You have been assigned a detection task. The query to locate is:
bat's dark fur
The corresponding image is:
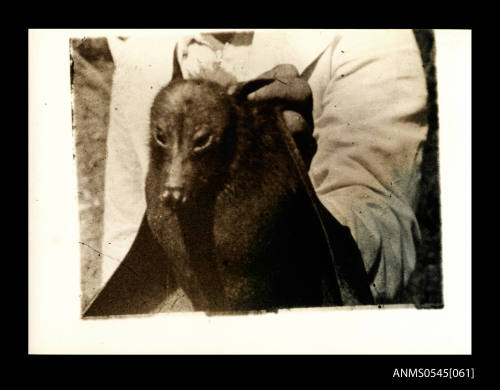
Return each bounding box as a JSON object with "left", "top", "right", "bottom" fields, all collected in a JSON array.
[
  {"left": 145, "top": 78, "right": 323, "bottom": 311},
  {"left": 84, "top": 76, "right": 373, "bottom": 317}
]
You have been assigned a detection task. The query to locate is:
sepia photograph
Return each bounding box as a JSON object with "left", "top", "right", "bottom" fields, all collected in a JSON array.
[
  {"left": 71, "top": 30, "right": 441, "bottom": 316},
  {"left": 29, "top": 28, "right": 471, "bottom": 354}
]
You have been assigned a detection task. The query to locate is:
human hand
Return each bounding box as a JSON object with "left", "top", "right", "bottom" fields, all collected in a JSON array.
[{"left": 245, "top": 64, "right": 317, "bottom": 168}]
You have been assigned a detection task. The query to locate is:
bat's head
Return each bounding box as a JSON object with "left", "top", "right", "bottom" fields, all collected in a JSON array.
[
  {"left": 146, "top": 69, "right": 276, "bottom": 211},
  {"left": 147, "top": 79, "right": 236, "bottom": 210}
]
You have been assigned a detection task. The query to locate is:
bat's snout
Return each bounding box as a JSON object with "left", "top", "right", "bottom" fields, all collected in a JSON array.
[{"left": 160, "top": 186, "right": 188, "bottom": 209}]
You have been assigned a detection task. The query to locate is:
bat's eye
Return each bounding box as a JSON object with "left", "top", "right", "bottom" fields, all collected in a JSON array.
[
  {"left": 154, "top": 127, "right": 168, "bottom": 146},
  {"left": 192, "top": 133, "right": 213, "bottom": 154}
]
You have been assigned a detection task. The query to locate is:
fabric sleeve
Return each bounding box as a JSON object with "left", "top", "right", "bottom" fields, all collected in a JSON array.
[{"left": 308, "top": 30, "right": 428, "bottom": 302}]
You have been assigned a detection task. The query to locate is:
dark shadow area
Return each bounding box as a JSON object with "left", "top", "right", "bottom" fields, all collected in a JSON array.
[{"left": 406, "top": 29, "right": 443, "bottom": 308}]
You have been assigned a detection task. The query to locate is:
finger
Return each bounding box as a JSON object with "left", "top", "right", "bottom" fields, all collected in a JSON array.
[
  {"left": 227, "top": 78, "right": 275, "bottom": 98},
  {"left": 282, "top": 110, "right": 317, "bottom": 169},
  {"left": 256, "top": 64, "right": 299, "bottom": 79},
  {"left": 248, "top": 77, "right": 311, "bottom": 103},
  {"left": 283, "top": 110, "right": 313, "bottom": 136}
]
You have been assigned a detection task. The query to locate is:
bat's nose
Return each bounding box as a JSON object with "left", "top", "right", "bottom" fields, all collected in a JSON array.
[{"left": 160, "top": 186, "right": 187, "bottom": 208}]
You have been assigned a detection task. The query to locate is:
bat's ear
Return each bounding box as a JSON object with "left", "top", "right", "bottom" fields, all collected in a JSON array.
[
  {"left": 171, "top": 43, "right": 184, "bottom": 80},
  {"left": 227, "top": 78, "right": 274, "bottom": 100}
]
